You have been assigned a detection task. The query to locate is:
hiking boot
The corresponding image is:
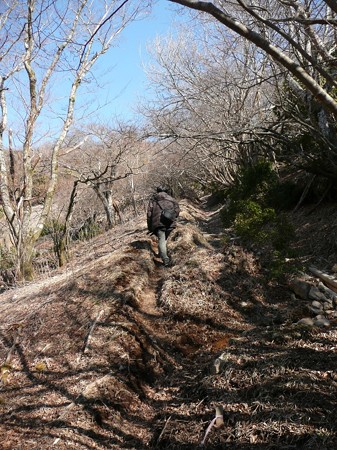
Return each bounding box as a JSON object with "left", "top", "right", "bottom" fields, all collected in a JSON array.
[{"left": 163, "top": 258, "right": 172, "bottom": 267}]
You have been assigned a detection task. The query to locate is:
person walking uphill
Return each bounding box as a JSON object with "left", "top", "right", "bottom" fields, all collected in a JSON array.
[{"left": 147, "top": 186, "right": 180, "bottom": 267}]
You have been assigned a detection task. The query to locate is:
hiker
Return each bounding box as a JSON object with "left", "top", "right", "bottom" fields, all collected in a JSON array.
[{"left": 147, "top": 186, "right": 180, "bottom": 267}]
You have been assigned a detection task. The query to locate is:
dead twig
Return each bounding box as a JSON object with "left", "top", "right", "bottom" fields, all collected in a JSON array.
[
  {"left": 82, "top": 309, "right": 105, "bottom": 355},
  {"left": 156, "top": 416, "right": 171, "bottom": 445},
  {"left": 200, "top": 405, "right": 224, "bottom": 447}
]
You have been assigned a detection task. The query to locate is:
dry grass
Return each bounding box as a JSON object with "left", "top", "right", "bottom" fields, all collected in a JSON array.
[{"left": 0, "top": 200, "right": 336, "bottom": 449}]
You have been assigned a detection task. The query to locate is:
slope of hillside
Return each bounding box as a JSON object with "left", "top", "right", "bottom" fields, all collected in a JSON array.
[{"left": 0, "top": 199, "right": 336, "bottom": 449}]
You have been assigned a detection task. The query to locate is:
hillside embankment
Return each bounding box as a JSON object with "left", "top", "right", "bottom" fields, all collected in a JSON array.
[{"left": 0, "top": 199, "right": 336, "bottom": 449}]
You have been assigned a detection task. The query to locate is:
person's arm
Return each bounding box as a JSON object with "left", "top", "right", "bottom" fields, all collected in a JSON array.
[
  {"left": 174, "top": 200, "right": 180, "bottom": 217},
  {"left": 147, "top": 198, "right": 154, "bottom": 231}
]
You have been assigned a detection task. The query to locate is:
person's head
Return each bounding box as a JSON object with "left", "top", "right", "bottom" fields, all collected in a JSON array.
[{"left": 156, "top": 186, "right": 168, "bottom": 193}]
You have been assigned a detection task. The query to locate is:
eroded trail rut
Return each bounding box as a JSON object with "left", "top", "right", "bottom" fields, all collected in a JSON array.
[{"left": 116, "top": 204, "right": 241, "bottom": 448}]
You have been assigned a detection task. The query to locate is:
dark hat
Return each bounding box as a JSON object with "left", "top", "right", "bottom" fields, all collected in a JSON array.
[{"left": 156, "top": 186, "right": 168, "bottom": 193}]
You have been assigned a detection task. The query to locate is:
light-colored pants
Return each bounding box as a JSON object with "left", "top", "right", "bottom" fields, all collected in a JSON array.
[{"left": 157, "top": 229, "right": 170, "bottom": 264}]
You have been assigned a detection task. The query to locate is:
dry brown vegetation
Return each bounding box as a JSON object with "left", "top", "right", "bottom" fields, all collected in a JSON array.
[{"left": 0, "top": 199, "right": 336, "bottom": 449}]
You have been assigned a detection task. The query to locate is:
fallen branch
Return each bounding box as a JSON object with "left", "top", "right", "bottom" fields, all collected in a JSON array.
[{"left": 309, "top": 266, "right": 337, "bottom": 293}]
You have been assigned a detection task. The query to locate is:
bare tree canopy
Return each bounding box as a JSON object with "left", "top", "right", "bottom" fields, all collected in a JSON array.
[
  {"left": 143, "top": 14, "right": 286, "bottom": 187},
  {"left": 140, "top": 2, "right": 337, "bottom": 188},
  {"left": 168, "top": 0, "right": 337, "bottom": 116}
]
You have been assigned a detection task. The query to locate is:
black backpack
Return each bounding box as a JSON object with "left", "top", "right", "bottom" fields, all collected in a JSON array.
[{"left": 157, "top": 200, "right": 176, "bottom": 226}]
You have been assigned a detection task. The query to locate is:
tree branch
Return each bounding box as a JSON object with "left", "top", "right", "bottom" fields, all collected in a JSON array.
[{"left": 168, "top": 0, "right": 337, "bottom": 116}]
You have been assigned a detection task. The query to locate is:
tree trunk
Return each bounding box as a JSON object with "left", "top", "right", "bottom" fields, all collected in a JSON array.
[
  {"left": 16, "top": 237, "right": 35, "bottom": 281},
  {"left": 93, "top": 186, "right": 115, "bottom": 229},
  {"left": 129, "top": 175, "right": 138, "bottom": 215},
  {"left": 55, "top": 234, "right": 69, "bottom": 267},
  {"left": 53, "top": 180, "right": 79, "bottom": 267}
]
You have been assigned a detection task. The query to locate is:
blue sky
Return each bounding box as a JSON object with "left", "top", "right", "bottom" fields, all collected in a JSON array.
[{"left": 86, "top": 1, "right": 186, "bottom": 123}]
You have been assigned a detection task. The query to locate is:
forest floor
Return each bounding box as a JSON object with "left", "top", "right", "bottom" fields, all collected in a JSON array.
[{"left": 0, "top": 198, "right": 336, "bottom": 449}]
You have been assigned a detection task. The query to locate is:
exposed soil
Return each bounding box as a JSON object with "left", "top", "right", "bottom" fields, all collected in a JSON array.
[{"left": 0, "top": 199, "right": 336, "bottom": 449}]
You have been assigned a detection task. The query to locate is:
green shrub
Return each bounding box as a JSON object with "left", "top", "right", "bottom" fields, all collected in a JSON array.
[
  {"left": 271, "top": 214, "right": 295, "bottom": 251},
  {"left": 221, "top": 161, "right": 276, "bottom": 226},
  {"left": 41, "top": 219, "right": 65, "bottom": 237},
  {"left": 267, "top": 251, "right": 290, "bottom": 281},
  {"left": 77, "top": 222, "right": 100, "bottom": 241},
  {"left": 225, "top": 160, "right": 301, "bottom": 213},
  {"left": 233, "top": 200, "right": 294, "bottom": 251},
  {"left": 233, "top": 200, "right": 276, "bottom": 243},
  {"left": 221, "top": 160, "right": 296, "bottom": 255},
  {"left": 230, "top": 161, "right": 278, "bottom": 204}
]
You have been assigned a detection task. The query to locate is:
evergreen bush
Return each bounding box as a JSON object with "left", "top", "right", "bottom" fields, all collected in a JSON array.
[{"left": 222, "top": 160, "right": 295, "bottom": 253}]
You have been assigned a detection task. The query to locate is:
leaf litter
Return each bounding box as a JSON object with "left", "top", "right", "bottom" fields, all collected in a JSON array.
[{"left": 0, "top": 199, "right": 336, "bottom": 449}]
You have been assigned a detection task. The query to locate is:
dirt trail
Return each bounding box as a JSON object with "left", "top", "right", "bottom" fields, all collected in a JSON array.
[{"left": 137, "top": 277, "right": 163, "bottom": 317}]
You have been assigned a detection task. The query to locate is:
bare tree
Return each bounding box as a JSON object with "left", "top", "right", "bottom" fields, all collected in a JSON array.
[
  {"left": 143, "top": 26, "right": 275, "bottom": 188},
  {"left": 0, "top": 0, "right": 150, "bottom": 279},
  {"left": 61, "top": 124, "right": 144, "bottom": 228}
]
